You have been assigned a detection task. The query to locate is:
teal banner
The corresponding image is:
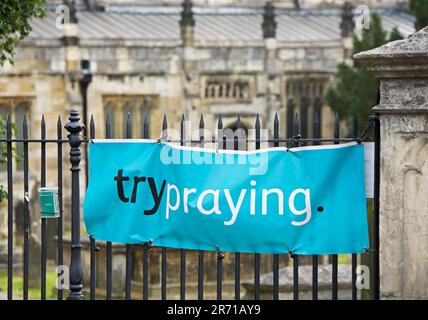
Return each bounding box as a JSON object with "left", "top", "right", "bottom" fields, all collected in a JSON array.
[{"left": 83, "top": 140, "right": 369, "bottom": 254}]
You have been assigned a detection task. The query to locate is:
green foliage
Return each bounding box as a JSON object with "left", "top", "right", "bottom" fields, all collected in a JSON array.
[
  {"left": 0, "top": 0, "right": 46, "bottom": 65},
  {"left": 0, "top": 0, "right": 35, "bottom": 200},
  {"left": 327, "top": 13, "right": 403, "bottom": 134},
  {"left": 410, "top": 0, "right": 428, "bottom": 31},
  {"left": 352, "top": 14, "right": 387, "bottom": 55},
  {"left": 326, "top": 64, "right": 379, "bottom": 134},
  {"left": 389, "top": 27, "right": 404, "bottom": 42},
  {"left": 0, "top": 268, "right": 58, "bottom": 300}
]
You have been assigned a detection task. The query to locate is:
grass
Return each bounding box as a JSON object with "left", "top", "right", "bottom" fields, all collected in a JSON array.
[
  {"left": 338, "top": 254, "right": 349, "bottom": 264},
  {"left": 0, "top": 268, "right": 58, "bottom": 300}
]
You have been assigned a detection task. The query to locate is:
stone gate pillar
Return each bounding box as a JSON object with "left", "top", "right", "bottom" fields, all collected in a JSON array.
[{"left": 354, "top": 27, "right": 428, "bottom": 299}]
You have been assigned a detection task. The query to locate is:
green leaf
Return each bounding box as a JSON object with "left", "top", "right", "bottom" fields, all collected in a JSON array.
[
  {"left": 0, "top": 0, "right": 46, "bottom": 65},
  {"left": 328, "top": 13, "right": 401, "bottom": 135},
  {"left": 410, "top": 0, "right": 428, "bottom": 31}
]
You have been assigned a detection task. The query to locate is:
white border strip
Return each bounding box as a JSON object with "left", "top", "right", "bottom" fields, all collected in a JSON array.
[{"left": 91, "top": 139, "right": 359, "bottom": 154}]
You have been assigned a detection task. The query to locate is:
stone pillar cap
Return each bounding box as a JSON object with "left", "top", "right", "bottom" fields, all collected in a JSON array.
[{"left": 354, "top": 27, "right": 428, "bottom": 78}]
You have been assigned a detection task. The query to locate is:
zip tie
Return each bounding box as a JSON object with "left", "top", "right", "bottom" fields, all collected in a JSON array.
[
  {"left": 144, "top": 239, "right": 153, "bottom": 250},
  {"left": 356, "top": 137, "right": 362, "bottom": 145},
  {"left": 88, "top": 234, "right": 100, "bottom": 251},
  {"left": 216, "top": 245, "right": 224, "bottom": 259},
  {"left": 287, "top": 134, "right": 301, "bottom": 152}
]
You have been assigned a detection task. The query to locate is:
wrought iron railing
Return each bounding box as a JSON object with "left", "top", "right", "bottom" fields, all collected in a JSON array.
[{"left": 0, "top": 109, "right": 380, "bottom": 300}]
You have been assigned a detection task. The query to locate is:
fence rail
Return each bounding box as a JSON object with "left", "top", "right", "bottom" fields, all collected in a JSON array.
[{"left": 0, "top": 109, "right": 380, "bottom": 300}]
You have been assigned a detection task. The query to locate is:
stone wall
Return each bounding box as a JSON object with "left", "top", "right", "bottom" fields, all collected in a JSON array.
[{"left": 355, "top": 26, "right": 428, "bottom": 300}]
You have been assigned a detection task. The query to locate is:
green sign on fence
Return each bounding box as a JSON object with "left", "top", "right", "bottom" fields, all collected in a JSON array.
[{"left": 38, "top": 187, "right": 60, "bottom": 218}]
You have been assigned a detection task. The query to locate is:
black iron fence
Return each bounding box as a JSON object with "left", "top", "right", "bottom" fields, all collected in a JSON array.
[{"left": 0, "top": 109, "right": 380, "bottom": 300}]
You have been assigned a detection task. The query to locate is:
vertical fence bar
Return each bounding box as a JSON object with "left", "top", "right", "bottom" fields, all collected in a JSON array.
[
  {"left": 234, "top": 114, "right": 241, "bottom": 300},
  {"left": 351, "top": 253, "right": 358, "bottom": 300},
  {"left": 142, "top": 244, "right": 149, "bottom": 300},
  {"left": 41, "top": 115, "right": 47, "bottom": 300},
  {"left": 292, "top": 247, "right": 299, "bottom": 299},
  {"left": 254, "top": 114, "right": 261, "bottom": 300},
  {"left": 125, "top": 113, "right": 132, "bottom": 300},
  {"left": 198, "top": 115, "right": 204, "bottom": 300},
  {"left": 142, "top": 115, "right": 149, "bottom": 301},
  {"left": 106, "top": 241, "right": 112, "bottom": 300},
  {"left": 312, "top": 255, "right": 318, "bottom": 300},
  {"left": 6, "top": 116, "right": 13, "bottom": 300},
  {"left": 0, "top": 112, "right": 379, "bottom": 302},
  {"left": 89, "top": 234, "right": 96, "bottom": 300},
  {"left": 292, "top": 113, "right": 299, "bottom": 301},
  {"left": 332, "top": 112, "right": 340, "bottom": 300},
  {"left": 373, "top": 114, "right": 380, "bottom": 300},
  {"left": 352, "top": 253, "right": 357, "bottom": 300},
  {"left": 179, "top": 114, "right": 186, "bottom": 301},
  {"left": 65, "top": 109, "right": 85, "bottom": 300},
  {"left": 161, "top": 232, "right": 167, "bottom": 299},
  {"left": 352, "top": 115, "right": 358, "bottom": 300},
  {"left": 161, "top": 115, "right": 168, "bottom": 300},
  {"left": 57, "top": 116, "right": 64, "bottom": 300},
  {"left": 216, "top": 247, "right": 224, "bottom": 300},
  {"left": 312, "top": 112, "right": 320, "bottom": 300},
  {"left": 23, "top": 115, "right": 30, "bottom": 300},
  {"left": 216, "top": 114, "right": 224, "bottom": 300},
  {"left": 143, "top": 115, "right": 149, "bottom": 140},
  {"left": 89, "top": 115, "right": 96, "bottom": 300},
  {"left": 273, "top": 114, "right": 280, "bottom": 300},
  {"left": 105, "top": 114, "right": 113, "bottom": 300}
]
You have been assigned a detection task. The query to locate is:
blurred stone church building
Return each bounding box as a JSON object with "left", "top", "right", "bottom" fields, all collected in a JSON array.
[
  {"left": 1, "top": 0, "right": 414, "bottom": 146},
  {"left": 0, "top": 0, "right": 416, "bottom": 297},
  {"left": 0, "top": 0, "right": 415, "bottom": 188}
]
